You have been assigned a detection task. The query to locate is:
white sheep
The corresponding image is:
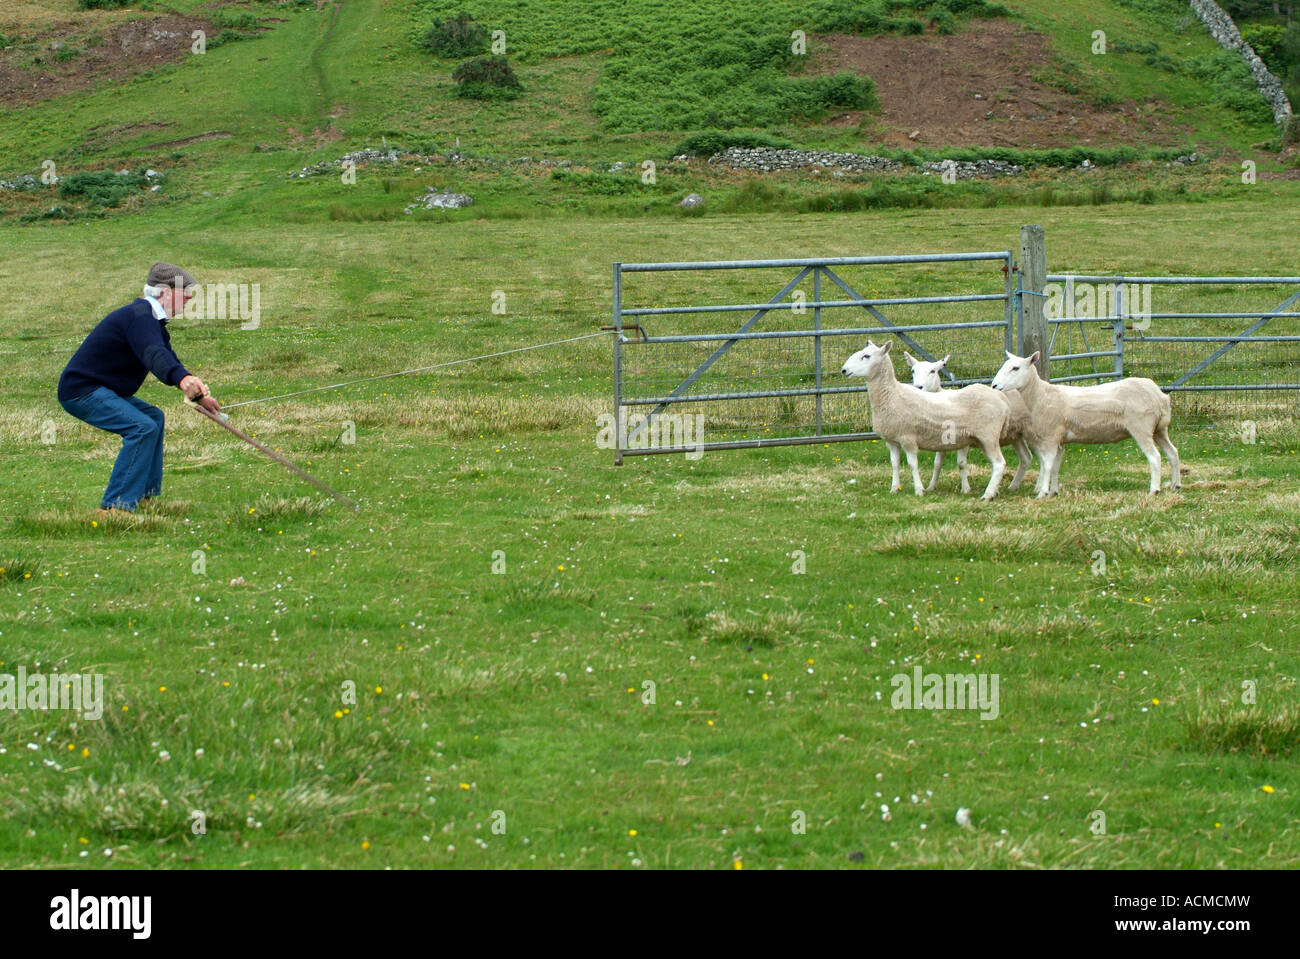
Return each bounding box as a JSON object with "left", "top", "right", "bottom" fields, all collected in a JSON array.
[
  {"left": 842, "top": 340, "right": 1008, "bottom": 500},
  {"left": 991, "top": 350, "right": 1181, "bottom": 496},
  {"left": 905, "top": 351, "right": 1034, "bottom": 493}
]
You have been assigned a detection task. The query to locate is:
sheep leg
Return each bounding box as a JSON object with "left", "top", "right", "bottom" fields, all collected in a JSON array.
[
  {"left": 887, "top": 440, "right": 902, "bottom": 493},
  {"left": 1132, "top": 433, "right": 1163, "bottom": 494},
  {"left": 1007, "top": 437, "right": 1031, "bottom": 491},
  {"left": 903, "top": 444, "right": 925, "bottom": 496},
  {"left": 1034, "top": 445, "right": 1055, "bottom": 498},
  {"left": 1155, "top": 426, "right": 1181, "bottom": 491},
  {"left": 957, "top": 447, "right": 970, "bottom": 494},
  {"left": 979, "top": 438, "right": 1005, "bottom": 501},
  {"left": 1049, "top": 444, "right": 1064, "bottom": 495},
  {"left": 927, "top": 451, "right": 943, "bottom": 492}
]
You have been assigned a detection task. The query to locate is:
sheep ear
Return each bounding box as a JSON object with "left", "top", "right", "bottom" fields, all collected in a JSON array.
[
  {"left": 1006, "top": 350, "right": 1015, "bottom": 359},
  {"left": 881, "top": 341, "right": 892, "bottom": 354},
  {"left": 1029, "top": 351, "right": 1040, "bottom": 366},
  {"left": 939, "top": 354, "right": 950, "bottom": 369},
  {"left": 904, "top": 351, "right": 917, "bottom": 367}
]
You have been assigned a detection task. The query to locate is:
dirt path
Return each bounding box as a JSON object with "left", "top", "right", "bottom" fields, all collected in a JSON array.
[{"left": 810, "top": 19, "right": 1190, "bottom": 148}]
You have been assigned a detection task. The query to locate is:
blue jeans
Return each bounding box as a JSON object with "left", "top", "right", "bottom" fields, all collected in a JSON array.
[{"left": 59, "top": 386, "right": 164, "bottom": 511}]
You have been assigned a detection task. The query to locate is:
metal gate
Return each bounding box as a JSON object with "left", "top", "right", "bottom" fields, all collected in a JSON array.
[
  {"left": 610, "top": 252, "right": 1015, "bottom": 462},
  {"left": 1044, "top": 273, "right": 1300, "bottom": 420}
]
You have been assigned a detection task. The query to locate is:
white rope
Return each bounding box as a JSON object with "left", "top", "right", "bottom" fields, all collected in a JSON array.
[{"left": 220, "top": 330, "right": 613, "bottom": 410}]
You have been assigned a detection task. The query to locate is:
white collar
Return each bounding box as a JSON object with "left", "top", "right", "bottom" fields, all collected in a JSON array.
[{"left": 143, "top": 291, "right": 169, "bottom": 322}]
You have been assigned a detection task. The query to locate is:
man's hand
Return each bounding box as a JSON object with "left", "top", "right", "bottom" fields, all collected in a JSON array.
[
  {"left": 179, "top": 374, "right": 210, "bottom": 401},
  {"left": 180, "top": 375, "right": 220, "bottom": 413}
]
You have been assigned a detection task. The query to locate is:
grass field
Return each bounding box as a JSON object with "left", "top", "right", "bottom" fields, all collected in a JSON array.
[
  {"left": 2, "top": 201, "right": 1299, "bottom": 869},
  {"left": 2, "top": 0, "right": 1298, "bottom": 870}
]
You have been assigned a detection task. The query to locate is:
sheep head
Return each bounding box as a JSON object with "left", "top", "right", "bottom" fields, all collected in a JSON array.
[
  {"left": 841, "top": 339, "right": 892, "bottom": 378},
  {"left": 992, "top": 350, "right": 1039, "bottom": 392},
  {"left": 907, "top": 353, "right": 949, "bottom": 392}
]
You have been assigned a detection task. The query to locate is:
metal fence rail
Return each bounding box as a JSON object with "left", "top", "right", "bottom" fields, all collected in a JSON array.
[
  {"left": 612, "top": 252, "right": 1014, "bottom": 461},
  {"left": 1045, "top": 274, "right": 1300, "bottom": 420}
]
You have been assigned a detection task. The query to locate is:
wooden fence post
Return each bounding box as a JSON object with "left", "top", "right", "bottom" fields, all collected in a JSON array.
[{"left": 1020, "top": 224, "right": 1049, "bottom": 381}]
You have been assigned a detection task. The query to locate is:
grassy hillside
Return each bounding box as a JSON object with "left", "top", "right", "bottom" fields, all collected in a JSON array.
[{"left": 0, "top": 0, "right": 1293, "bottom": 227}]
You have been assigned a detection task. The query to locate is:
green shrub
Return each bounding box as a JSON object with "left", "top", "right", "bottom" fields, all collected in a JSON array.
[
  {"left": 774, "top": 72, "right": 878, "bottom": 118},
  {"left": 57, "top": 170, "right": 147, "bottom": 208},
  {"left": 1188, "top": 50, "right": 1273, "bottom": 123},
  {"left": 743, "top": 32, "right": 800, "bottom": 70},
  {"left": 672, "top": 129, "right": 797, "bottom": 157},
  {"left": 213, "top": 9, "right": 260, "bottom": 29},
  {"left": 1279, "top": 22, "right": 1300, "bottom": 80},
  {"left": 422, "top": 12, "right": 490, "bottom": 58},
  {"left": 205, "top": 29, "right": 247, "bottom": 50},
  {"left": 1241, "top": 24, "right": 1286, "bottom": 76},
  {"left": 934, "top": 0, "right": 1010, "bottom": 13},
  {"left": 549, "top": 170, "right": 638, "bottom": 195},
  {"left": 1144, "top": 52, "right": 1179, "bottom": 73},
  {"left": 1109, "top": 0, "right": 1184, "bottom": 13},
  {"left": 19, "top": 205, "right": 74, "bottom": 222},
  {"left": 452, "top": 56, "right": 523, "bottom": 100},
  {"left": 76, "top": 0, "right": 132, "bottom": 8},
  {"left": 809, "top": 0, "right": 886, "bottom": 33}
]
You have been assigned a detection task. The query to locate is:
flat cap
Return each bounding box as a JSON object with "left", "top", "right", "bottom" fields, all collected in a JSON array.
[{"left": 146, "top": 261, "right": 198, "bottom": 291}]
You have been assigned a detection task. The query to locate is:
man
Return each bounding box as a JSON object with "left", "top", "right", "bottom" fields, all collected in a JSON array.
[{"left": 58, "top": 262, "right": 222, "bottom": 516}]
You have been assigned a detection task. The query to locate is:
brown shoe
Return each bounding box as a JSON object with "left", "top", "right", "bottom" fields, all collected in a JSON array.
[{"left": 95, "top": 507, "right": 132, "bottom": 520}]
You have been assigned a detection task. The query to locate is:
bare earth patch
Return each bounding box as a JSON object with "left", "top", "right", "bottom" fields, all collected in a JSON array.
[
  {"left": 809, "top": 19, "right": 1191, "bottom": 149},
  {"left": 0, "top": 15, "right": 211, "bottom": 108}
]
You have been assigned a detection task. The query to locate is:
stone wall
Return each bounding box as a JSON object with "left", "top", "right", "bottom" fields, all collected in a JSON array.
[{"left": 1189, "top": 0, "right": 1295, "bottom": 133}]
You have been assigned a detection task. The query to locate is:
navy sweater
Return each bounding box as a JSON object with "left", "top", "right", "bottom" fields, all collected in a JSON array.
[{"left": 58, "top": 299, "right": 191, "bottom": 402}]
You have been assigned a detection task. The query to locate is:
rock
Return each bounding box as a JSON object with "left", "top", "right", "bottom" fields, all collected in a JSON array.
[
  {"left": 1175, "top": 153, "right": 1200, "bottom": 165},
  {"left": 405, "top": 187, "right": 473, "bottom": 213},
  {"left": 0, "top": 173, "right": 42, "bottom": 192},
  {"left": 679, "top": 193, "right": 705, "bottom": 209},
  {"left": 608, "top": 161, "right": 628, "bottom": 172},
  {"left": 908, "top": 129, "right": 920, "bottom": 140}
]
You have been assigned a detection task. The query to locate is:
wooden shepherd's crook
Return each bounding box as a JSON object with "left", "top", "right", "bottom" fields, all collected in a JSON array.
[{"left": 186, "top": 400, "right": 360, "bottom": 512}]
